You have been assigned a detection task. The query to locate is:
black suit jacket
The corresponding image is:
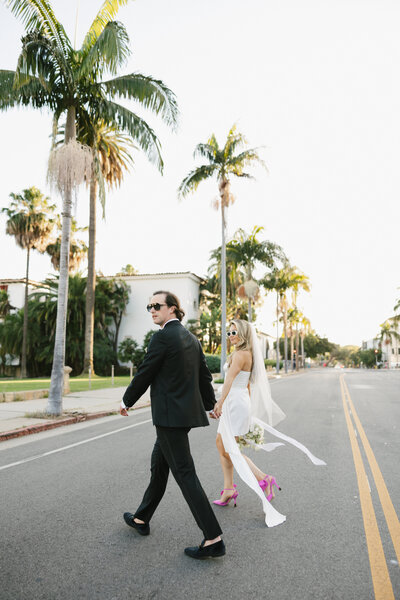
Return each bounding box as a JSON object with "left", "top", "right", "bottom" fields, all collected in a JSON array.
[{"left": 123, "top": 320, "right": 216, "bottom": 428}]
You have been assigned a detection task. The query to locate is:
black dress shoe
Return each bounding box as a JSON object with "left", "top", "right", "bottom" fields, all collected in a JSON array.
[
  {"left": 123, "top": 512, "right": 150, "bottom": 536},
  {"left": 184, "top": 539, "right": 226, "bottom": 559}
]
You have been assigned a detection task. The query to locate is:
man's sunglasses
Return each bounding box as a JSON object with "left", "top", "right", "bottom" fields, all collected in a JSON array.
[
  {"left": 227, "top": 330, "right": 238, "bottom": 337},
  {"left": 146, "top": 303, "right": 167, "bottom": 312}
]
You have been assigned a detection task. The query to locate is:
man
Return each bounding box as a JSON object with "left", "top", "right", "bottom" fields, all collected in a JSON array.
[{"left": 120, "top": 290, "right": 225, "bottom": 559}]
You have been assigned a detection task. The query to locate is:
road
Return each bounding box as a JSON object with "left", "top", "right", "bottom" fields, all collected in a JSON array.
[{"left": 1, "top": 369, "right": 399, "bottom": 600}]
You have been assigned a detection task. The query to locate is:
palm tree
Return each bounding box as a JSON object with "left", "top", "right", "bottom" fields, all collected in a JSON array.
[
  {"left": 378, "top": 320, "right": 400, "bottom": 368},
  {"left": 226, "top": 226, "right": 285, "bottom": 321},
  {"left": 1, "top": 0, "right": 178, "bottom": 414},
  {"left": 0, "top": 289, "right": 15, "bottom": 318},
  {"left": 178, "top": 125, "right": 266, "bottom": 371},
  {"left": 298, "top": 313, "right": 311, "bottom": 369},
  {"left": 46, "top": 217, "right": 88, "bottom": 273},
  {"left": 78, "top": 121, "right": 135, "bottom": 375},
  {"left": 1, "top": 187, "right": 55, "bottom": 377}
]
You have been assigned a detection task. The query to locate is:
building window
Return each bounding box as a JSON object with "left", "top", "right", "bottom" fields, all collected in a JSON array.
[{"left": 193, "top": 300, "right": 197, "bottom": 309}]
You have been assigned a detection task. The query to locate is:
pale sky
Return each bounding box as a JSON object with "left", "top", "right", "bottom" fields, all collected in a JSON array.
[{"left": 1, "top": 0, "right": 399, "bottom": 346}]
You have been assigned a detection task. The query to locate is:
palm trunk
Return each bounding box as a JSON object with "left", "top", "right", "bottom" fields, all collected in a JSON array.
[
  {"left": 295, "top": 325, "right": 299, "bottom": 371},
  {"left": 47, "top": 106, "right": 75, "bottom": 415},
  {"left": 301, "top": 334, "right": 305, "bottom": 369},
  {"left": 284, "top": 304, "right": 288, "bottom": 374},
  {"left": 82, "top": 159, "right": 97, "bottom": 374},
  {"left": 220, "top": 200, "right": 227, "bottom": 377},
  {"left": 276, "top": 292, "right": 280, "bottom": 374},
  {"left": 290, "top": 335, "right": 294, "bottom": 371},
  {"left": 248, "top": 297, "right": 252, "bottom": 322},
  {"left": 20, "top": 246, "right": 30, "bottom": 378}
]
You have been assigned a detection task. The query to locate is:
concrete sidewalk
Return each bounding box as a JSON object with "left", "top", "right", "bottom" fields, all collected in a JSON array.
[{"left": 0, "top": 386, "right": 150, "bottom": 441}]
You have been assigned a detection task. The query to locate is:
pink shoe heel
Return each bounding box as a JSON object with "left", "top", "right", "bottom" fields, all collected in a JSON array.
[
  {"left": 213, "top": 485, "right": 238, "bottom": 507},
  {"left": 259, "top": 476, "right": 281, "bottom": 502}
]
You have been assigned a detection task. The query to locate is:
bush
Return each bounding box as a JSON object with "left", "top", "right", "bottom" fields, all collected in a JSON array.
[
  {"left": 205, "top": 354, "right": 221, "bottom": 373},
  {"left": 264, "top": 359, "right": 283, "bottom": 369}
]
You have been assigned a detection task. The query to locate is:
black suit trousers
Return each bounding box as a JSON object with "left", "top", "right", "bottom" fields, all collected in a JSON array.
[{"left": 134, "top": 426, "right": 222, "bottom": 540}]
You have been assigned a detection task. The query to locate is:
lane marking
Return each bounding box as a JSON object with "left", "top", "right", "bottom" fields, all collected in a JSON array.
[
  {"left": 340, "top": 376, "right": 394, "bottom": 600},
  {"left": 342, "top": 376, "right": 400, "bottom": 566},
  {"left": 0, "top": 418, "right": 152, "bottom": 472}
]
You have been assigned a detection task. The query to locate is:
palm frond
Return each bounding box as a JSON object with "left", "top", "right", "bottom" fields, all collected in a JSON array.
[
  {"left": 95, "top": 99, "right": 164, "bottom": 172},
  {"left": 193, "top": 143, "right": 218, "bottom": 163},
  {"left": 82, "top": 0, "right": 130, "bottom": 50},
  {"left": 226, "top": 148, "right": 267, "bottom": 174},
  {"left": 223, "top": 124, "right": 247, "bottom": 159},
  {"left": 14, "top": 32, "right": 62, "bottom": 90},
  {"left": 101, "top": 73, "right": 178, "bottom": 129},
  {"left": 79, "top": 21, "right": 130, "bottom": 79},
  {"left": 177, "top": 164, "right": 218, "bottom": 199},
  {"left": 6, "top": 0, "right": 71, "bottom": 57}
]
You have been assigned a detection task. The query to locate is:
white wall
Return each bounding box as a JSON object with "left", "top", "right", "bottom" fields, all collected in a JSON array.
[{"left": 116, "top": 272, "right": 201, "bottom": 348}]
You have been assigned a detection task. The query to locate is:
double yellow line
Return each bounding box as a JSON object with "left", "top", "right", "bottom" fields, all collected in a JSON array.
[{"left": 340, "top": 375, "right": 400, "bottom": 600}]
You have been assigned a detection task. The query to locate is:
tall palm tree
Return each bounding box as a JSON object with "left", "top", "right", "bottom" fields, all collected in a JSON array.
[
  {"left": 178, "top": 125, "right": 265, "bottom": 371},
  {"left": 46, "top": 217, "right": 88, "bottom": 273},
  {"left": 1, "top": 0, "right": 178, "bottom": 414},
  {"left": 1, "top": 187, "right": 55, "bottom": 377},
  {"left": 226, "top": 226, "right": 285, "bottom": 321},
  {"left": 299, "top": 313, "right": 311, "bottom": 368},
  {"left": 80, "top": 122, "right": 135, "bottom": 375}
]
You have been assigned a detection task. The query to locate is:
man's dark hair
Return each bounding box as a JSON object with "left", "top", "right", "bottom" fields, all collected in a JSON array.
[{"left": 153, "top": 290, "right": 185, "bottom": 321}]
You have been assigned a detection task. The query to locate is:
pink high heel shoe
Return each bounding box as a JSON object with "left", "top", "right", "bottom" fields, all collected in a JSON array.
[
  {"left": 213, "top": 485, "right": 238, "bottom": 507},
  {"left": 259, "top": 476, "right": 281, "bottom": 501}
]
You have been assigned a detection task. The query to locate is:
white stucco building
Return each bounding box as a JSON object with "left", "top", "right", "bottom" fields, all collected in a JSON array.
[{"left": 112, "top": 271, "right": 203, "bottom": 348}]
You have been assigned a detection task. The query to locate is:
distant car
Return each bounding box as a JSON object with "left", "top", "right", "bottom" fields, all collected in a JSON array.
[{"left": 334, "top": 364, "right": 344, "bottom": 369}]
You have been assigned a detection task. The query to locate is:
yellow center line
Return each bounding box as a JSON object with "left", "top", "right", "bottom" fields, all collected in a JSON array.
[
  {"left": 340, "top": 375, "right": 394, "bottom": 600},
  {"left": 341, "top": 376, "right": 400, "bottom": 566}
]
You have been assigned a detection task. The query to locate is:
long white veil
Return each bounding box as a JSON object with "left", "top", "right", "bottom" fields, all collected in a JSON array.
[
  {"left": 218, "top": 323, "right": 326, "bottom": 528},
  {"left": 248, "top": 323, "right": 326, "bottom": 466}
]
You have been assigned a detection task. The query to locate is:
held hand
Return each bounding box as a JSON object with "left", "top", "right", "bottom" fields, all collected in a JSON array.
[
  {"left": 120, "top": 406, "right": 129, "bottom": 416},
  {"left": 209, "top": 410, "right": 218, "bottom": 420},
  {"left": 213, "top": 400, "right": 223, "bottom": 418}
]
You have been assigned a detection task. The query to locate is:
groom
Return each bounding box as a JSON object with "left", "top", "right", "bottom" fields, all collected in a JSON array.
[{"left": 120, "top": 290, "right": 225, "bottom": 559}]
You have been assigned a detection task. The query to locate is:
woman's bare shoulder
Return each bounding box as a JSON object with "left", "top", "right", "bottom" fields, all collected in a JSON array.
[{"left": 232, "top": 349, "right": 252, "bottom": 366}]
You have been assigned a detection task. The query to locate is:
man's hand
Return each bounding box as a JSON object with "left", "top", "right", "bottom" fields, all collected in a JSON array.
[
  {"left": 209, "top": 409, "right": 218, "bottom": 419},
  {"left": 120, "top": 406, "right": 129, "bottom": 416}
]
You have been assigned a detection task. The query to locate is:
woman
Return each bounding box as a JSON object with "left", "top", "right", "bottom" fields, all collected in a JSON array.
[{"left": 212, "top": 319, "right": 325, "bottom": 527}]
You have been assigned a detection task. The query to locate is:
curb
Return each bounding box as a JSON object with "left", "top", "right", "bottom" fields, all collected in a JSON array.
[{"left": 0, "top": 410, "right": 116, "bottom": 442}]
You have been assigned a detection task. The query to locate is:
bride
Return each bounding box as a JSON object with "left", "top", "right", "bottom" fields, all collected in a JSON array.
[{"left": 211, "top": 319, "right": 326, "bottom": 527}]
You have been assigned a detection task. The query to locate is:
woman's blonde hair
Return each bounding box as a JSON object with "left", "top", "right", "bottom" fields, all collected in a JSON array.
[{"left": 227, "top": 319, "right": 253, "bottom": 366}]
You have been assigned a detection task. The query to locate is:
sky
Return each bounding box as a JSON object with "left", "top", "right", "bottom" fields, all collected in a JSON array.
[{"left": 1, "top": 0, "right": 399, "bottom": 346}]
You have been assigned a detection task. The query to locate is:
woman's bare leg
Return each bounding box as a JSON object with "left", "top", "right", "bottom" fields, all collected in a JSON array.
[
  {"left": 241, "top": 454, "right": 267, "bottom": 482},
  {"left": 216, "top": 434, "right": 235, "bottom": 502}
]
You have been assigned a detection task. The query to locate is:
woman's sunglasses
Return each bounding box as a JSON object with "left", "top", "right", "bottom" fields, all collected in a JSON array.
[
  {"left": 146, "top": 303, "right": 167, "bottom": 312},
  {"left": 227, "top": 330, "right": 238, "bottom": 337}
]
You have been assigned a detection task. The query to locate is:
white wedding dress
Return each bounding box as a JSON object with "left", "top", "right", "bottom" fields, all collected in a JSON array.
[{"left": 217, "top": 325, "right": 326, "bottom": 527}]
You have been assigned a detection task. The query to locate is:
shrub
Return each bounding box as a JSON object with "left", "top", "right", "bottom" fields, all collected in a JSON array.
[
  {"left": 264, "top": 359, "right": 283, "bottom": 369},
  {"left": 205, "top": 354, "right": 221, "bottom": 373}
]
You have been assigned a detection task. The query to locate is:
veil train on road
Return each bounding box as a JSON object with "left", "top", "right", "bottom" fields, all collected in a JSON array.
[{"left": 218, "top": 323, "right": 326, "bottom": 527}]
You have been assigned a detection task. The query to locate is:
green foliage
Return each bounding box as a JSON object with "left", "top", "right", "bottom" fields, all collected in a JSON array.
[
  {"left": 117, "top": 330, "right": 156, "bottom": 368},
  {"left": 303, "top": 334, "right": 335, "bottom": 359},
  {"left": 204, "top": 353, "right": 221, "bottom": 373},
  {"left": 358, "top": 348, "right": 381, "bottom": 368},
  {"left": 0, "top": 274, "right": 129, "bottom": 376},
  {"left": 264, "top": 359, "right": 283, "bottom": 369}
]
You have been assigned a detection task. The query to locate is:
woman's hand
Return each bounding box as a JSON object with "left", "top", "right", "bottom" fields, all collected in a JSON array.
[{"left": 213, "top": 400, "right": 224, "bottom": 418}]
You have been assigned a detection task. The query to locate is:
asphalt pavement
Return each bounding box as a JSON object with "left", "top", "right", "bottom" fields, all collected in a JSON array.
[{"left": 1, "top": 369, "right": 399, "bottom": 600}]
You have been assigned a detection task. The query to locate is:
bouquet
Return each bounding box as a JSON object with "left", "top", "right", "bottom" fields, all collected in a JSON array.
[{"left": 237, "top": 424, "right": 264, "bottom": 451}]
